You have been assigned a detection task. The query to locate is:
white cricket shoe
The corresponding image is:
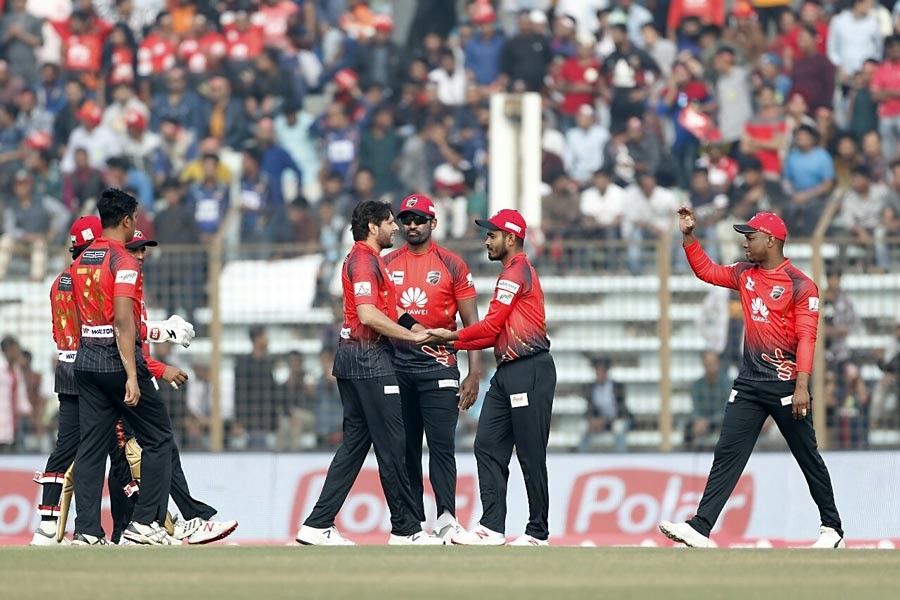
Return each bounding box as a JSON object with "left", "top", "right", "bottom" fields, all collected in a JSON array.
[
  {"left": 434, "top": 522, "right": 467, "bottom": 544},
  {"left": 508, "top": 534, "right": 549, "bottom": 547},
  {"left": 123, "top": 521, "right": 179, "bottom": 546},
  {"left": 295, "top": 525, "right": 355, "bottom": 546},
  {"left": 388, "top": 530, "right": 447, "bottom": 545},
  {"left": 71, "top": 533, "right": 109, "bottom": 546},
  {"left": 451, "top": 524, "right": 506, "bottom": 546},
  {"left": 810, "top": 526, "right": 845, "bottom": 548},
  {"left": 172, "top": 515, "right": 203, "bottom": 540},
  {"left": 659, "top": 521, "right": 711, "bottom": 548},
  {"left": 185, "top": 517, "right": 239, "bottom": 545},
  {"left": 29, "top": 520, "right": 69, "bottom": 546}
]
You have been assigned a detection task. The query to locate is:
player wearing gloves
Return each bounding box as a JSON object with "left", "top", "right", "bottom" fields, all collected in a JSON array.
[{"left": 107, "top": 230, "right": 237, "bottom": 545}]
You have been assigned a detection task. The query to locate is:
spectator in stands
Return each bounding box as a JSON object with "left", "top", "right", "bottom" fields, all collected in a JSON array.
[
  {"left": 62, "top": 147, "right": 104, "bottom": 214},
  {"left": 826, "top": 360, "right": 870, "bottom": 449},
  {"left": 696, "top": 132, "right": 739, "bottom": 192},
  {"left": 711, "top": 46, "right": 753, "bottom": 149},
  {"left": 861, "top": 130, "right": 890, "bottom": 182},
  {"left": 153, "top": 179, "right": 203, "bottom": 322},
  {"left": 722, "top": 2, "right": 768, "bottom": 64},
  {"left": 624, "top": 117, "right": 663, "bottom": 182},
  {"left": 827, "top": 0, "right": 883, "bottom": 87},
  {"left": 184, "top": 362, "right": 213, "bottom": 450},
  {"left": 187, "top": 153, "right": 230, "bottom": 243},
  {"left": 36, "top": 63, "right": 66, "bottom": 118},
  {"left": 465, "top": 7, "right": 504, "bottom": 86},
  {"left": 756, "top": 53, "right": 791, "bottom": 103},
  {"left": 742, "top": 84, "right": 787, "bottom": 178},
  {"left": 579, "top": 167, "right": 626, "bottom": 251},
  {"left": 642, "top": 23, "right": 676, "bottom": 79},
  {"left": 822, "top": 266, "right": 860, "bottom": 366},
  {"left": 0, "top": 335, "right": 28, "bottom": 448},
  {"left": 688, "top": 167, "right": 729, "bottom": 260},
  {"left": 275, "top": 101, "right": 321, "bottom": 200},
  {"left": 25, "top": 141, "right": 62, "bottom": 208},
  {"left": 200, "top": 76, "right": 248, "bottom": 150},
  {"left": 249, "top": 47, "right": 297, "bottom": 119},
  {"left": 398, "top": 119, "right": 437, "bottom": 195},
  {"left": 783, "top": 124, "right": 835, "bottom": 236},
  {"left": 556, "top": 33, "right": 602, "bottom": 131},
  {"left": 848, "top": 59, "right": 880, "bottom": 142},
  {"left": 429, "top": 49, "right": 467, "bottom": 107},
  {"left": 881, "top": 161, "right": 900, "bottom": 267},
  {"left": 359, "top": 106, "right": 401, "bottom": 197},
  {"left": 0, "top": 170, "right": 52, "bottom": 281},
  {"left": 0, "top": 0, "right": 44, "bottom": 87},
  {"left": 791, "top": 25, "right": 837, "bottom": 114},
  {"left": 602, "top": 21, "right": 659, "bottom": 129},
  {"left": 102, "top": 82, "right": 149, "bottom": 138},
  {"left": 563, "top": 105, "right": 609, "bottom": 188},
  {"left": 833, "top": 133, "right": 863, "bottom": 191},
  {"left": 121, "top": 109, "right": 161, "bottom": 174},
  {"left": 0, "top": 103, "right": 23, "bottom": 190},
  {"left": 61, "top": 101, "right": 122, "bottom": 174},
  {"left": 232, "top": 326, "right": 280, "bottom": 450},
  {"left": 580, "top": 356, "right": 630, "bottom": 453},
  {"left": 622, "top": 171, "right": 680, "bottom": 274},
  {"left": 499, "top": 9, "right": 551, "bottom": 92},
  {"left": 548, "top": 13, "right": 576, "bottom": 59},
  {"left": 432, "top": 161, "right": 471, "bottom": 240},
  {"left": 839, "top": 165, "right": 890, "bottom": 269},
  {"left": 872, "top": 36, "right": 900, "bottom": 162},
  {"left": 542, "top": 170, "right": 580, "bottom": 266},
  {"left": 313, "top": 101, "right": 359, "bottom": 189},
  {"left": 150, "top": 67, "right": 204, "bottom": 133},
  {"left": 686, "top": 352, "right": 732, "bottom": 451},
  {"left": 275, "top": 351, "right": 316, "bottom": 451},
  {"left": 238, "top": 145, "right": 277, "bottom": 247},
  {"left": 256, "top": 117, "right": 303, "bottom": 206},
  {"left": 15, "top": 90, "right": 52, "bottom": 138},
  {"left": 616, "top": 0, "right": 654, "bottom": 48},
  {"left": 103, "top": 156, "right": 153, "bottom": 212},
  {"left": 355, "top": 14, "right": 403, "bottom": 93},
  {"left": 658, "top": 60, "right": 714, "bottom": 188}
]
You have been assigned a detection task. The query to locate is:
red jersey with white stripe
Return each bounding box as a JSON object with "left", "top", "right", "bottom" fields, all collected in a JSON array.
[
  {"left": 71, "top": 239, "right": 144, "bottom": 373},
  {"left": 138, "top": 33, "right": 177, "bottom": 77},
  {"left": 384, "top": 243, "right": 476, "bottom": 372},
  {"left": 684, "top": 241, "right": 819, "bottom": 382},
  {"left": 333, "top": 241, "right": 399, "bottom": 379},
  {"left": 50, "top": 267, "right": 78, "bottom": 395},
  {"left": 455, "top": 252, "right": 551, "bottom": 364}
]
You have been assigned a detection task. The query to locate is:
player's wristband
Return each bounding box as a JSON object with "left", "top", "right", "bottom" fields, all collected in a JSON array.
[{"left": 398, "top": 313, "right": 419, "bottom": 330}]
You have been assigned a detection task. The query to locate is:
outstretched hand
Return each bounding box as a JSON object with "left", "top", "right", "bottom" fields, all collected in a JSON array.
[
  {"left": 425, "top": 328, "right": 455, "bottom": 342},
  {"left": 677, "top": 206, "right": 696, "bottom": 235}
]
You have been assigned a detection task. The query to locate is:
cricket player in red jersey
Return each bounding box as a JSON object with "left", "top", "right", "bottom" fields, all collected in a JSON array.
[
  {"left": 70, "top": 189, "right": 176, "bottom": 546},
  {"left": 29, "top": 217, "right": 103, "bottom": 546},
  {"left": 106, "top": 230, "right": 238, "bottom": 545},
  {"left": 297, "top": 200, "right": 446, "bottom": 546},
  {"left": 427, "top": 209, "right": 556, "bottom": 547},
  {"left": 383, "top": 194, "right": 483, "bottom": 542},
  {"left": 660, "top": 209, "right": 844, "bottom": 548}
]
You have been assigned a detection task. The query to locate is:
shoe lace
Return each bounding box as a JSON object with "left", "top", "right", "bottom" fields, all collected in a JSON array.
[{"left": 180, "top": 517, "right": 203, "bottom": 535}]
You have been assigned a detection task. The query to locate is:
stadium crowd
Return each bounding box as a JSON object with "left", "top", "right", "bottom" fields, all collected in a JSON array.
[{"left": 1, "top": 0, "right": 900, "bottom": 452}]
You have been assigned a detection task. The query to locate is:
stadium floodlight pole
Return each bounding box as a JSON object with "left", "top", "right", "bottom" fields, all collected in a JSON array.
[{"left": 488, "top": 92, "right": 541, "bottom": 225}]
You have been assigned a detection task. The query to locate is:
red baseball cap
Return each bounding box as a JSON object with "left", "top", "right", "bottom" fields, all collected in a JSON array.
[
  {"left": 126, "top": 229, "right": 158, "bottom": 250},
  {"left": 475, "top": 208, "right": 527, "bottom": 239},
  {"left": 732, "top": 1, "right": 756, "bottom": 18},
  {"left": 26, "top": 131, "right": 52, "bottom": 150},
  {"left": 372, "top": 14, "right": 393, "bottom": 32},
  {"left": 398, "top": 194, "right": 436, "bottom": 218},
  {"left": 125, "top": 109, "right": 147, "bottom": 130},
  {"left": 733, "top": 212, "right": 788, "bottom": 241},
  {"left": 70, "top": 215, "right": 102, "bottom": 250},
  {"left": 333, "top": 68, "right": 359, "bottom": 91},
  {"left": 76, "top": 101, "right": 102, "bottom": 126}
]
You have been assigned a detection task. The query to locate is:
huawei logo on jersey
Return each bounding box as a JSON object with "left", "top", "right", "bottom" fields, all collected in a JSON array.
[
  {"left": 400, "top": 287, "right": 428, "bottom": 314},
  {"left": 750, "top": 297, "right": 770, "bottom": 323}
]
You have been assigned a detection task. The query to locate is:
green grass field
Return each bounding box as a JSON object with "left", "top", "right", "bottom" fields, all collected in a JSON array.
[{"left": 2, "top": 546, "right": 899, "bottom": 600}]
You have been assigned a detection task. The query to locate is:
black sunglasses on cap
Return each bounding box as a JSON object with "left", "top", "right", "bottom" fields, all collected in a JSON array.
[{"left": 400, "top": 214, "right": 431, "bottom": 226}]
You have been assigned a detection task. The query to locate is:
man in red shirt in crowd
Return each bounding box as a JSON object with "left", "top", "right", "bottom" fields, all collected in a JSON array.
[
  {"left": 297, "top": 200, "right": 445, "bottom": 546},
  {"left": 383, "top": 195, "right": 482, "bottom": 542},
  {"left": 427, "top": 209, "right": 556, "bottom": 547},
  {"left": 872, "top": 36, "right": 900, "bottom": 162},
  {"left": 51, "top": 9, "right": 111, "bottom": 89},
  {"left": 667, "top": 0, "right": 726, "bottom": 39},
  {"left": 660, "top": 208, "right": 844, "bottom": 549},
  {"left": 556, "top": 33, "right": 602, "bottom": 129},
  {"left": 70, "top": 189, "right": 175, "bottom": 545}
]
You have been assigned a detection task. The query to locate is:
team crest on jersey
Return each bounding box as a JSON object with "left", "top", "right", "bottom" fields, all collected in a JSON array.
[
  {"left": 405, "top": 197, "right": 418, "bottom": 208},
  {"left": 770, "top": 286, "right": 784, "bottom": 300},
  {"left": 80, "top": 248, "right": 108, "bottom": 265},
  {"left": 391, "top": 271, "right": 405, "bottom": 285},
  {"left": 426, "top": 270, "right": 441, "bottom": 285}
]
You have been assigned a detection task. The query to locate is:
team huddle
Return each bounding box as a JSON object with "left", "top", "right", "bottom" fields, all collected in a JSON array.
[{"left": 28, "top": 187, "right": 844, "bottom": 548}]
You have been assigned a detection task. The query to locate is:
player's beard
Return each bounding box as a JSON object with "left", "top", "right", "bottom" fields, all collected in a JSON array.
[
  {"left": 377, "top": 228, "right": 395, "bottom": 250},
  {"left": 404, "top": 224, "right": 431, "bottom": 248},
  {"left": 487, "top": 243, "right": 506, "bottom": 262}
]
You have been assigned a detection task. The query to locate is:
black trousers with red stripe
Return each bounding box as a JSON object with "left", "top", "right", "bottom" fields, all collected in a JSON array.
[
  {"left": 396, "top": 368, "right": 461, "bottom": 522},
  {"left": 688, "top": 377, "right": 843, "bottom": 538},
  {"left": 73, "top": 368, "right": 174, "bottom": 537},
  {"left": 475, "top": 352, "right": 556, "bottom": 540},
  {"left": 305, "top": 376, "right": 421, "bottom": 536}
]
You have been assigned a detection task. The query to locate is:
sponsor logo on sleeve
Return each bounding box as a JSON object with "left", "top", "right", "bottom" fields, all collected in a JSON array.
[
  {"left": 115, "top": 269, "right": 138, "bottom": 285},
  {"left": 354, "top": 281, "right": 372, "bottom": 297},
  {"left": 808, "top": 297, "right": 819, "bottom": 312},
  {"left": 496, "top": 290, "right": 515, "bottom": 305},
  {"left": 745, "top": 276, "right": 755, "bottom": 291},
  {"left": 465, "top": 273, "right": 474, "bottom": 287},
  {"left": 426, "top": 270, "right": 441, "bottom": 285}
]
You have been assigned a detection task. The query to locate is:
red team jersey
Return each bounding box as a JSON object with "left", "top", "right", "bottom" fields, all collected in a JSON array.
[
  {"left": 685, "top": 241, "right": 819, "bottom": 381},
  {"left": 71, "top": 239, "right": 144, "bottom": 373},
  {"left": 135, "top": 277, "right": 167, "bottom": 379},
  {"left": 50, "top": 267, "right": 79, "bottom": 395},
  {"left": 383, "top": 244, "right": 476, "bottom": 372},
  {"left": 455, "top": 253, "right": 551, "bottom": 364},
  {"left": 333, "top": 241, "right": 400, "bottom": 379}
]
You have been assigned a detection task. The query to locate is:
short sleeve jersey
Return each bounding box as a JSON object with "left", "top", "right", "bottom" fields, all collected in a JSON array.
[
  {"left": 383, "top": 243, "right": 476, "bottom": 373},
  {"left": 71, "top": 238, "right": 144, "bottom": 373},
  {"left": 332, "top": 241, "right": 399, "bottom": 379},
  {"left": 50, "top": 267, "right": 78, "bottom": 395},
  {"left": 684, "top": 241, "right": 820, "bottom": 382},
  {"left": 456, "top": 253, "right": 551, "bottom": 364}
]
